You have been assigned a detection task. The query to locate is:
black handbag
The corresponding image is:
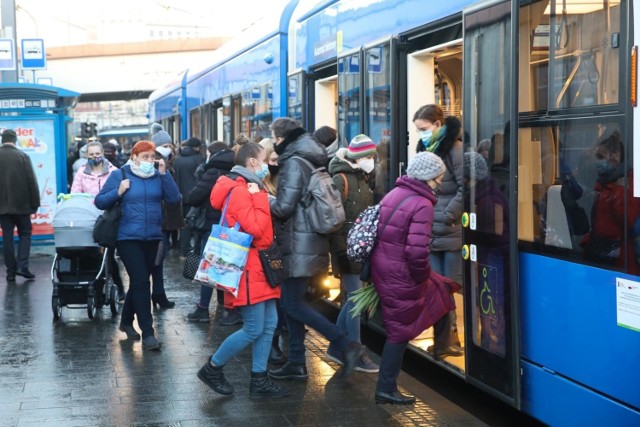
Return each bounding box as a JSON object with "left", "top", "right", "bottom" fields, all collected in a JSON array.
[
  {"left": 258, "top": 240, "right": 286, "bottom": 288},
  {"left": 183, "top": 249, "right": 201, "bottom": 280},
  {"left": 186, "top": 206, "right": 207, "bottom": 231},
  {"left": 93, "top": 169, "right": 126, "bottom": 248}
]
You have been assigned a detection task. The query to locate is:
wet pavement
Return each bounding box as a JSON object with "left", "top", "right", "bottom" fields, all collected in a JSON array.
[{"left": 0, "top": 244, "right": 489, "bottom": 426}]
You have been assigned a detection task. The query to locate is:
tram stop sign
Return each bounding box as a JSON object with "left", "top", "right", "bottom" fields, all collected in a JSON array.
[{"left": 21, "top": 39, "right": 46, "bottom": 70}]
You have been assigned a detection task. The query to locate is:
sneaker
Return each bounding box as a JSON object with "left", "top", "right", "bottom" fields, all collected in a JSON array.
[
  {"left": 197, "top": 361, "right": 234, "bottom": 395},
  {"left": 119, "top": 323, "right": 141, "bottom": 340},
  {"left": 219, "top": 310, "right": 242, "bottom": 326},
  {"left": 355, "top": 353, "right": 379, "bottom": 373},
  {"left": 326, "top": 344, "right": 345, "bottom": 365},
  {"left": 187, "top": 306, "right": 211, "bottom": 323}
]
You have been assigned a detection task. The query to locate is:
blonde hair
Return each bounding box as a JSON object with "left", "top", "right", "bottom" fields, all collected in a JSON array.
[{"left": 259, "top": 138, "right": 278, "bottom": 196}]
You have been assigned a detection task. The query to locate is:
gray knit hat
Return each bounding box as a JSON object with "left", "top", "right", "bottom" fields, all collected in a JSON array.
[
  {"left": 406, "top": 152, "right": 446, "bottom": 181},
  {"left": 151, "top": 130, "right": 172, "bottom": 146},
  {"left": 464, "top": 151, "right": 488, "bottom": 181}
]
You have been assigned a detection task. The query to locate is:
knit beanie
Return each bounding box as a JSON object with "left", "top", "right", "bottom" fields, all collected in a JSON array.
[
  {"left": 150, "top": 123, "right": 164, "bottom": 135},
  {"left": 151, "top": 130, "right": 172, "bottom": 146},
  {"left": 406, "top": 152, "right": 446, "bottom": 181},
  {"left": 131, "top": 140, "right": 156, "bottom": 158},
  {"left": 347, "top": 134, "right": 376, "bottom": 159},
  {"left": 464, "top": 151, "right": 488, "bottom": 181}
]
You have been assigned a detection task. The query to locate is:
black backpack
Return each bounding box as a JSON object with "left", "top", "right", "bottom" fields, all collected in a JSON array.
[{"left": 93, "top": 168, "right": 126, "bottom": 248}]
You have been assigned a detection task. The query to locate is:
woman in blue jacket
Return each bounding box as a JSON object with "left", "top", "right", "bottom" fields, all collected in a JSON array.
[{"left": 96, "top": 140, "right": 181, "bottom": 350}]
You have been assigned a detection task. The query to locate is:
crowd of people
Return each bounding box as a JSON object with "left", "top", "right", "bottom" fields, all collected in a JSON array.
[{"left": 1, "top": 104, "right": 522, "bottom": 404}]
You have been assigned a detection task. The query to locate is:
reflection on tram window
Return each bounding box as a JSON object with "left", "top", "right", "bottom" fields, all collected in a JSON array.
[
  {"left": 517, "top": 121, "right": 640, "bottom": 273},
  {"left": 465, "top": 151, "right": 509, "bottom": 357},
  {"left": 520, "top": 0, "right": 621, "bottom": 112}
]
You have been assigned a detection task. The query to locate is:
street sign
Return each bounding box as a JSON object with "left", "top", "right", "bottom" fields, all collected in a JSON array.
[
  {"left": 21, "top": 39, "right": 46, "bottom": 70},
  {"left": 0, "top": 38, "right": 16, "bottom": 70}
]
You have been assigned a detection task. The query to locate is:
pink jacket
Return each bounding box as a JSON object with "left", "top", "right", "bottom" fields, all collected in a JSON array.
[{"left": 71, "top": 162, "right": 118, "bottom": 195}]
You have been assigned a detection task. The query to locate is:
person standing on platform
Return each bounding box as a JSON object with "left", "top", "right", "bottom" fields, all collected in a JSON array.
[
  {"left": 267, "top": 117, "right": 364, "bottom": 382},
  {"left": 95, "top": 140, "right": 180, "bottom": 351},
  {"left": 173, "top": 137, "right": 205, "bottom": 257},
  {"left": 0, "top": 129, "right": 40, "bottom": 281},
  {"left": 372, "top": 152, "right": 460, "bottom": 405}
]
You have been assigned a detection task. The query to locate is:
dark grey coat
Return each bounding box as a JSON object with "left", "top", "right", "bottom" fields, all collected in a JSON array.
[
  {"left": 270, "top": 133, "right": 330, "bottom": 278},
  {"left": 430, "top": 140, "right": 464, "bottom": 251},
  {"left": 0, "top": 144, "right": 40, "bottom": 215}
]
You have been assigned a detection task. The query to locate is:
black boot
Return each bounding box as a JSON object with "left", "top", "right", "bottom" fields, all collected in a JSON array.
[
  {"left": 152, "top": 293, "right": 175, "bottom": 309},
  {"left": 197, "top": 361, "right": 234, "bottom": 395},
  {"left": 250, "top": 371, "right": 289, "bottom": 399},
  {"left": 268, "top": 361, "right": 308, "bottom": 381},
  {"left": 268, "top": 334, "right": 287, "bottom": 365}
]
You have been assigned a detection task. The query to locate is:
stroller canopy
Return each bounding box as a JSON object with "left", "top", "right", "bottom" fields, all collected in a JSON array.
[{"left": 53, "top": 194, "right": 102, "bottom": 229}]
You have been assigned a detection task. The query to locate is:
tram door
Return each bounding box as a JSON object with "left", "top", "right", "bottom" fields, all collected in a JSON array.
[{"left": 462, "top": 0, "right": 520, "bottom": 408}]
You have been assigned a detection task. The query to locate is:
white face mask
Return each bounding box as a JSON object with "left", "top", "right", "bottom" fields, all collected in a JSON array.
[{"left": 357, "top": 158, "right": 375, "bottom": 174}]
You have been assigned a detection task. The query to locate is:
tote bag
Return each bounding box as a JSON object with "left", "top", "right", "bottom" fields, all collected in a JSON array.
[{"left": 194, "top": 192, "right": 253, "bottom": 297}]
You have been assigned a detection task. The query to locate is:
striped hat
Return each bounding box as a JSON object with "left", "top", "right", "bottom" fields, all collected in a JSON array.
[{"left": 347, "top": 134, "right": 376, "bottom": 159}]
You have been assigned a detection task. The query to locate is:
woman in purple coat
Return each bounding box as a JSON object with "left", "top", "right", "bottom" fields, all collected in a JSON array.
[{"left": 371, "top": 152, "right": 460, "bottom": 405}]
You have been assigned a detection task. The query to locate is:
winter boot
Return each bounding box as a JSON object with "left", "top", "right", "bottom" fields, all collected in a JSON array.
[{"left": 249, "top": 371, "right": 289, "bottom": 399}]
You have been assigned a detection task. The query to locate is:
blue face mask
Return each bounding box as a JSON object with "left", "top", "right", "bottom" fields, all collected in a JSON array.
[
  {"left": 255, "top": 163, "right": 269, "bottom": 180},
  {"left": 88, "top": 157, "right": 103, "bottom": 167},
  {"left": 420, "top": 130, "right": 433, "bottom": 145},
  {"left": 595, "top": 159, "right": 613, "bottom": 174},
  {"left": 139, "top": 161, "right": 155, "bottom": 175}
]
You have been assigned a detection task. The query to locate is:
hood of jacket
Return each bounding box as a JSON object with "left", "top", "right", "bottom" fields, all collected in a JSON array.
[
  {"left": 393, "top": 175, "right": 438, "bottom": 205},
  {"left": 277, "top": 133, "right": 327, "bottom": 167},
  {"left": 205, "top": 148, "right": 235, "bottom": 172},
  {"left": 209, "top": 175, "right": 245, "bottom": 211},
  {"left": 328, "top": 147, "right": 361, "bottom": 175}
]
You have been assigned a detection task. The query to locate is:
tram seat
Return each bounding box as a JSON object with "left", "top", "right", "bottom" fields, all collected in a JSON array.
[{"left": 544, "top": 185, "right": 573, "bottom": 249}]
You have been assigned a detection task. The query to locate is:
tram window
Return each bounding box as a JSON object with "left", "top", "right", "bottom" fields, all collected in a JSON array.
[
  {"left": 222, "top": 96, "right": 232, "bottom": 145},
  {"left": 338, "top": 53, "right": 361, "bottom": 150},
  {"left": 364, "top": 44, "right": 391, "bottom": 200},
  {"left": 288, "top": 74, "right": 304, "bottom": 123},
  {"left": 519, "top": 0, "right": 621, "bottom": 112},
  {"left": 190, "top": 108, "right": 201, "bottom": 139},
  {"left": 517, "top": 119, "right": 639, "bottom": 272}
]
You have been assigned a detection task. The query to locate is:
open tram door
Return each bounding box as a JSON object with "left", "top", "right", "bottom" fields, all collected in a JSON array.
[{"left": 462, "top": 0, "right": 521, "bottom": 408}]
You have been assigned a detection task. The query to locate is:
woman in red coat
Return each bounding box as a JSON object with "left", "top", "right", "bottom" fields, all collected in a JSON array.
[{"left": 197, "top": 143, "right": 288, "bottom": 399}]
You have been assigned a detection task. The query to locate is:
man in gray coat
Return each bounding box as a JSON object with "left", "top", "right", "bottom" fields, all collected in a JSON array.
[
  {"left": 0, "top": 129, "right": 40, "bottom": 281},
  {"left": 266, "top": 118, "right": 363, "bottom": 382}
]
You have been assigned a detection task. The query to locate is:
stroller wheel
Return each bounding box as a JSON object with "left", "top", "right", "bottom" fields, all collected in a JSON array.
[
  {"left": 52, "top": 296, "right": 62, "bottom": 321},
  {"left": 87, "top": 297, "right": 97, "bottom": 319},
  {"left": 109, "top": 283, "right": 121, "bottom": 315}
]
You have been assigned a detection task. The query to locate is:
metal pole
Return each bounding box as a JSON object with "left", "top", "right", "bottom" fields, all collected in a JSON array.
[{"left": 0, "top": 0, "right": 18, "bottom": 82}]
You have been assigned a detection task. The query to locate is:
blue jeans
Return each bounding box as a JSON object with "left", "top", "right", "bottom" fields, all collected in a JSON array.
[
  {"left": 430, "top": 250, "right": 461, "bottom": 348},
  {"left": 117, "top": 240, "right": 160, "bottom": 339},
  {"left": 336, "top": 274, "right": 362, "bottom": 343},
  {"left": 211, "top": 298, "right": 277, "bottom": 373},
  {"left": 280, "top": 277, "right": 349, "bottom": 364}
]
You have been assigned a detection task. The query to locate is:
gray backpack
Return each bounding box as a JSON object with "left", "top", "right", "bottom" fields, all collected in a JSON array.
[{"left": 293, "top": 156, "right": 346, "bottom": 234}]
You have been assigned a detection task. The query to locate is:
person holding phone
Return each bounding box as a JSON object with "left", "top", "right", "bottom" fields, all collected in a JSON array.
[{"left": 96, "top": 141, "right": 180, "bottom": 351}]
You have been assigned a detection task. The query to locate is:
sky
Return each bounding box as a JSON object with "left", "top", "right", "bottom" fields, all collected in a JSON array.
[{"left": 10, "top": 0, "right": 293, "bottom": 47}]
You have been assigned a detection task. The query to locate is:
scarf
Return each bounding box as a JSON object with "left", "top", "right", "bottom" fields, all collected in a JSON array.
[
  {"left": 275, "top": 127, "right": 306, "bottom": 155},
  {"left": 126, "top": 159, "right": 156, "bottom": 179},
  {"left": 422, "top": 125, "right": 447, "bottom": 154},
  {"left": 230, "top": 165, "right": 264, "bottom": 189}
]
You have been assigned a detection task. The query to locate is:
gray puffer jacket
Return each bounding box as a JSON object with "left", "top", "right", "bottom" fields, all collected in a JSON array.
[
  {"left": 270, "top": 130, "right": 330, "bottom": 278},
  {"left": 430, "top": 140, "right": 464, "bottom": 251}
]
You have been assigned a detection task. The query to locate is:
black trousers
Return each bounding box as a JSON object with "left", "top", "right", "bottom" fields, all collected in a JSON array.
[
  {"left": 0, "top": 214, "right": 32, "bottom": 275},
  {"left": 376, "top": 340, "right": 409, "bottom": 393}
]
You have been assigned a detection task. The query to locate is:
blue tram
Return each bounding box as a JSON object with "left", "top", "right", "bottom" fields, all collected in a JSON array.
[{"left": 149, "top": 0, "right": 640, "bottom": 425}]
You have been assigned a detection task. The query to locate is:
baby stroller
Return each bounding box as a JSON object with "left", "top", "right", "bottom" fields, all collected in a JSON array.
[{"left": 51, "top": 194, "right": 120, "bottom": 320}]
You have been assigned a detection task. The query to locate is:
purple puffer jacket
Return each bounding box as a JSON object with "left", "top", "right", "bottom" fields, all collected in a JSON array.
[{"left": 371, "top": 176, "right": 460, "bottom": 344}]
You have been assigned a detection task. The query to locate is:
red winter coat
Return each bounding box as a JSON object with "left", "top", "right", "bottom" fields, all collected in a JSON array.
[
  {"left": 210, "top": 175, "right": 279, "bottom": 307},
  {"left": 371, "top": 176, "right": 460, "bottom": 343}
]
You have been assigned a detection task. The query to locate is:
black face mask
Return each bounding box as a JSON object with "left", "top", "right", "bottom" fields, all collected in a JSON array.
[
  {"left": 268, "top": 164, "right": 280, "bottom": 176},
  {"left": 274, "top": 141, "right": 287, "bottom": 155}
]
